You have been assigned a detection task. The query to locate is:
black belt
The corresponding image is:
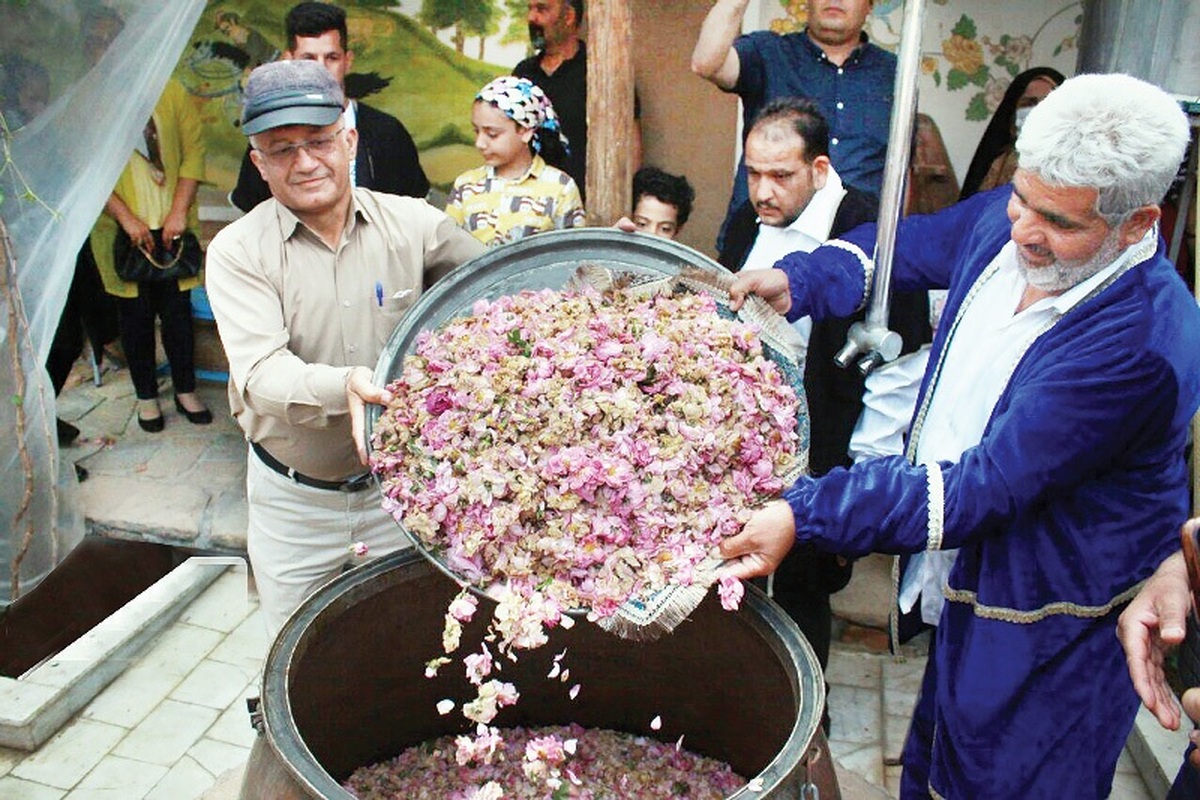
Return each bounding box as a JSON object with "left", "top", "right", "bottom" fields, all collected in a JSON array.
[{"left": 251, "top": 442, "right": 373, "bottom": 493}]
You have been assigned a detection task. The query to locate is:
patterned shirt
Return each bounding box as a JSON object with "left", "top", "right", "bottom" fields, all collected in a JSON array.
[{"left": 445, "top": 155, "right": 586, "bottom": 248}]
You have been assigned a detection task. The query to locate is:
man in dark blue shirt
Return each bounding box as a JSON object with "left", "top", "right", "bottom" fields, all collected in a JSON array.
[{"left": 692, "top": 0, "right": 894, "bottom": 247}]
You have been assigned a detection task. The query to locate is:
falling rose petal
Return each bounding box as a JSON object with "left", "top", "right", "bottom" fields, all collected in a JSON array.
[
  {"left": 747, "top": 776, "right": 765, "bottom": 792},
  {"left": 676, "top": 734, "right": 685, "bottom": 751},
  {"left": 547, "top": 662, "right": 561, "bottom": 680},
  {"left": 447, "top": 591, "right": 479, "bottom": 623},
  {"left": 424, "top": 656, "right": 451, "bottom": 678},
  {"left": 650, "top": 715, "right": 662, "bottom": 731},
  {"left": 560, "top": 668, "right": 570, "bottom": 682},
  {"left": 564, "top": 738, "right": 577, "bottom": 755},
  {"left": 718, "top": 575, "right": 745, "bottom": 611},
  {"left": 559, "top": 615, "right": 575, "bottom": 629},
  {"left": 567, "top": 768, "right": 583, "bottom": 786},
  {"left": 569, "top": 684, "right": 581, "bottom": 700},
  {"left": 350, "top": 541, "right": 369, "bottom": 557},
  {"left": 436, "top": 699, "right": 455, "bottom": 715}
]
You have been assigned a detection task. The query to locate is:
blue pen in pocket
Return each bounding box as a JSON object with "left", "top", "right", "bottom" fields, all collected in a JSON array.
[{"left": 375, "top": 281, "right": 384, "bottom": 307}]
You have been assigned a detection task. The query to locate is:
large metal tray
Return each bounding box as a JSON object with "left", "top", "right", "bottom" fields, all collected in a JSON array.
[{"left": 366, "top": 228, "right": 808, "bottom": 603}]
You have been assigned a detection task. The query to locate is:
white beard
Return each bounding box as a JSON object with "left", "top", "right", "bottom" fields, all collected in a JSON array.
[{"left": 1015, "top": 230, "right": 1125, "bottom": 293}]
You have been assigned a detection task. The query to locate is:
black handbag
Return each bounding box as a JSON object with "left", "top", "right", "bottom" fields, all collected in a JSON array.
[{"left": 113, "top": 228, "right": 203, "bottom": 283}]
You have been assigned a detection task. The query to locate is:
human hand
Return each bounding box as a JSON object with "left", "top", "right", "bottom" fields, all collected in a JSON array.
[
  {"left": 346, "top": 366, "right": 393, "bottom": 466},
  {"left": 1183, "top": 688, "right": 1200, "bottom": 768},
  {"left": 1116, "top": 548, "right": 1191, "bottom": 730},
  {"left": 728, "top": 268, "right": 791, "bottom": 315},
  {"left": 161, "top": 211, "right": 188, "bottom": 247},
  {"left": 612, "top": 216, "right": 637, "bottom": 233},
  {"left": 120, "top": 214, "right": 153, "bottom": 251},
  {"left": 718, "top": 500, "right": 796, "bottom": 580}
]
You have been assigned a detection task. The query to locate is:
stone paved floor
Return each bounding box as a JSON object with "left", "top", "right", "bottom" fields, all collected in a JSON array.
[
  {"left": 5, "top": 356, "right": 1159, "bottom": 799},
  {"left": 0, "top": 567, "right": 264, "bottom": 800},
  {"left": 0, "top": 572, "right": 1158, "bottom": 800}
]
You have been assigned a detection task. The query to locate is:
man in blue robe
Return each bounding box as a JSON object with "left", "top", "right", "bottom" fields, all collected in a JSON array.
[{"left": 721, "top": 73, "right": 1200, "bottom": 798}]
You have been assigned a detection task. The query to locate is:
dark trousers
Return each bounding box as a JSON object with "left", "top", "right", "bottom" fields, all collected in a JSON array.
[
  {"left": 1168, "top": 746, "right": 1200, "bottom": 799},
  {"left": 899, "top": 633, "right": 939, "bottom": 799},
  {"left": 114, "top": 282, "right": 196, "bottom": 400},
  {"left": 46, "top": 242, "right": 118, "bottom": 394}
]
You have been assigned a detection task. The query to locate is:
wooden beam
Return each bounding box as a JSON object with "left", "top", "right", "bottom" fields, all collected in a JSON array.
[{"left": 585, "top": 0, "right": 635, "bottom": 225}]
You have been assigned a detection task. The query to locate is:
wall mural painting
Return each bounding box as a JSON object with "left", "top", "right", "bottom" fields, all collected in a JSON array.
[
  {"left": 761, "top": 0, "right": 1082, "bottom": 178},
  {"left": 180, "top": 1, "right": 535, "bottom": 196}
]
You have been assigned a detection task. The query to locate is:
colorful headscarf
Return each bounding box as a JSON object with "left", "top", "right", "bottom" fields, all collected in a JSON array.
[{"left": 476, "top": 76, "right": 571, "bottom": 156}]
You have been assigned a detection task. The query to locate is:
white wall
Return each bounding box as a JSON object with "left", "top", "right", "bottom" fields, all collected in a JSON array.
[{"left": 753, "top": 0, "right": 1083, "bottom": 184}]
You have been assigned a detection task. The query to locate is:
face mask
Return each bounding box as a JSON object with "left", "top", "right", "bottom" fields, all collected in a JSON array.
[
  {"left": 1014, "top": 106, "right": 1033, "bottom": 134},
  {"left": 528, "top": 24, "right": 546, "bottom": 51}
]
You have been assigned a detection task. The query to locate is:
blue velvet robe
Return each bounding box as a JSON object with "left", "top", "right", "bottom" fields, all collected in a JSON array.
[{"left": 774, "top": 187, "right": 1200, "bottom": 798}]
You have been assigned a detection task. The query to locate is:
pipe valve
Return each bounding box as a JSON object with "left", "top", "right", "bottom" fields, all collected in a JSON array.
[{"left": 834, "top": 321, "right": 903, "bottom": 376}]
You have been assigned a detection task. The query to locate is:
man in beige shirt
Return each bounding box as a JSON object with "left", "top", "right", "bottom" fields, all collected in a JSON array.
[{"left": 206, "top": 60, "right": 484, "bottom": 636}]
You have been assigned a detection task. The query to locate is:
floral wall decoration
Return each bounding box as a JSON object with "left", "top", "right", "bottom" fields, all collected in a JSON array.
[
  {"left": 929, "top": 8, "right": 1081, "bottom": 122},
  {"left": 754, "top": 0, "right": 1083, "bottom": 180}
]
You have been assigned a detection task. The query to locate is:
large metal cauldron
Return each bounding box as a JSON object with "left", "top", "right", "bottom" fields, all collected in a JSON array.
[{"left": 239, "top": 551, "right": 839, "bottom": 798}]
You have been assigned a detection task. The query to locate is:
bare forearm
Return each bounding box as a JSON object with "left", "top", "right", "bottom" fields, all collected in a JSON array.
[
  {"left": 691, "top": 0, "right": 749, "bottom": 88},
  {"left": 103, "top": 192, "right": 139, "bottom": 228},
  {"left": 168, "top": 177, "right": 200, "bottom": 221}
]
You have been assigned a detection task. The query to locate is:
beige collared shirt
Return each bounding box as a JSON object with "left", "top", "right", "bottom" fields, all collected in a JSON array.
[{"left": 206, "top": 188, "right": 484, "bottom": 480}]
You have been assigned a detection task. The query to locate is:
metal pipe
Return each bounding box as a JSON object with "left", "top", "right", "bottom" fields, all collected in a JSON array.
[{"left": 836, "top": 0, "right": 925, "bottom": 376}]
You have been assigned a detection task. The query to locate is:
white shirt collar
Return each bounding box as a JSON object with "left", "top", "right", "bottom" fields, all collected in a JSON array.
[
  {"left": 743, "top": 166, "right": 848, "bottom": 274},
  {"left": 1001, "top": 227, "right": 1154, "bottom": 317},
  {"left": 782, "top": 165, "right": 846, "bottom": 244}
]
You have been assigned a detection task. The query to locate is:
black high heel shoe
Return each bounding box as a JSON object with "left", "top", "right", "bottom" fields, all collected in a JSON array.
[{"left": 174, "top": 395, "right": 213, "bottom": 425}]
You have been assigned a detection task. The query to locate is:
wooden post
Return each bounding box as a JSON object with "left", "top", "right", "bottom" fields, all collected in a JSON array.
[{"left": 585, "top": 0, "right": 635, "bottom": 225}]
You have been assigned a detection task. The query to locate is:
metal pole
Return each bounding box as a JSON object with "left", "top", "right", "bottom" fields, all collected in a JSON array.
[{"left": 835, "top": 0, "right": 926, "bottom": 375}]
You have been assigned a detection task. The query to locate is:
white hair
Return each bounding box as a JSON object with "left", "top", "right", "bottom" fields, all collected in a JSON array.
[{"left": 1016, "top": 73, "right": 1189, "bottom": 223}]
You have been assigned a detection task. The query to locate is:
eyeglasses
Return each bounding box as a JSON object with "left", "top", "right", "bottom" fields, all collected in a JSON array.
[{"left": 255, "top": 126, "right": 345, "bottom": 165}]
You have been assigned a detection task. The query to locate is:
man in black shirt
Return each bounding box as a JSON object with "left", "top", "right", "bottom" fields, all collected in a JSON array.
[{"left": 513, "top": 0, "right": 639, "bottom": 199}]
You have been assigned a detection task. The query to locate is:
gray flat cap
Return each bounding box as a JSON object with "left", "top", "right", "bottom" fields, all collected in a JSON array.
[{"left": 241, "top": 60, "right": 345, "bottom": 136}]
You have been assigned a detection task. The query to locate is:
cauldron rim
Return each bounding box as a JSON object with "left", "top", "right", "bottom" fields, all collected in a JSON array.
[{"left": 258, "top": 549, "right": 825, "bottom": 799}]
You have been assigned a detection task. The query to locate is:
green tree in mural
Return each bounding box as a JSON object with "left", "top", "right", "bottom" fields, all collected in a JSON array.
[
  {"left": 419, "top": 0, "right": 495, "bottom": 55},
  {"left": 502, "top": 0, "right": 531, "bottom": 50},
  {"left": 464, "top": 2, "right": 502, "bottom": 60}
]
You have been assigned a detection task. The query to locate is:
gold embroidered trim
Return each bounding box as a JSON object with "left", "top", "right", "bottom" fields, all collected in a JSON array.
[
  {"left": 825, "top": 238, "right": 873, "bottom": 313},
  {"left": 926, "top": 462, "right": 945, "bottom": 551},
  {"left": 942, "top": 580, "right": 1144, "bottom": 623},
  {"left": 889, "top": 553, "right": 902, "bottom": 648}
]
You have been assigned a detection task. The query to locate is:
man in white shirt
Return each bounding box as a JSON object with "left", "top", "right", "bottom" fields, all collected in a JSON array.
[{"left": 716, "top": 98, "right": 929, "bottom": 713}]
